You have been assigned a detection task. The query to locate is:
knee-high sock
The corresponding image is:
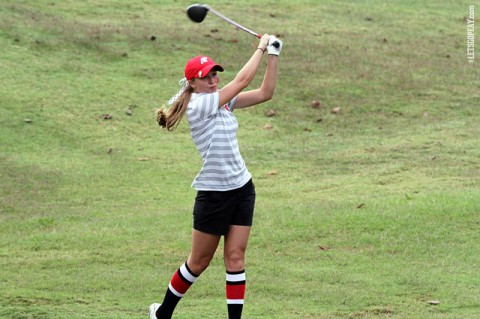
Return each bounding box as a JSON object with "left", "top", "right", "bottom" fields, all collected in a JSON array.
[
  {"left": 226, "top": 270, "right": 246, "bottom": 319},
  {"left": 156, "top": 262, "right": 198, "bottom": 319}
]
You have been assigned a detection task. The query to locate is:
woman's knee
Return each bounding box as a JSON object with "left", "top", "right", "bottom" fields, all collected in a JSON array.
[
  {"left": 224, "top": 249, "right": 246, "bottom": 271},
  {"left": 188, "top": 254, "right": 213, "bottom": 275}
]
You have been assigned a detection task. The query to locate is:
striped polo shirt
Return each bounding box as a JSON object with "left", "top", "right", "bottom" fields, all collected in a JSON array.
[{"left": 186, "top": 92, "right": 252, "bottom": 191}]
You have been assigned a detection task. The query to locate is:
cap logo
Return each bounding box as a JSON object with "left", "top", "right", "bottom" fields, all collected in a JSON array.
[
  {"left": 198, "top": 71, "right": 202, "bottom": 77},
  {"left": 200, "top": 57, "right": 208, "bottom": 64}
]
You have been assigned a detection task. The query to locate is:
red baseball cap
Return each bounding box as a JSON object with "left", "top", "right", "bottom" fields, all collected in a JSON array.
[{"left": 184, "top": 56, "right": 224, "bottom": 81}]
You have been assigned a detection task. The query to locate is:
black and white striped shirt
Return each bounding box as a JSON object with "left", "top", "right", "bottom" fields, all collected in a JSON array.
[{"left": 187, "top": 92, "right": 251, "bottom": 191}]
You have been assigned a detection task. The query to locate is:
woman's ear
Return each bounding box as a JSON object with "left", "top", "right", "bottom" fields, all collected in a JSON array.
[{"left": 189, "top": 79, "right": 195, "bottom": 90}]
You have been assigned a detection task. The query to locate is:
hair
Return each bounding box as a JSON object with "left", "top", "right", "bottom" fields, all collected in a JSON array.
[{"left": 156, "top": 84, "right": 194, "bottom": 131}]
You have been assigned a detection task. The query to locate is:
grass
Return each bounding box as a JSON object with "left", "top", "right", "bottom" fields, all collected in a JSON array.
[{"left": 1, "top": 0, "right": 479, "bottom": 318}]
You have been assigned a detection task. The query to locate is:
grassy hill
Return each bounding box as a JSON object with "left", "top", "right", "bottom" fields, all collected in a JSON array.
[{"left": 1, "top": 1, "right": 479, "bottom": 318}]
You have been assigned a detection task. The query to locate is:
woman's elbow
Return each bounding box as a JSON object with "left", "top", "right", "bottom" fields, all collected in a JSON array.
[
  {"left": 263, "top": 88, "right": 275, "bottom": 101},
  {"left": 235, "top": 76, "right": 253, "bottom": 91}
]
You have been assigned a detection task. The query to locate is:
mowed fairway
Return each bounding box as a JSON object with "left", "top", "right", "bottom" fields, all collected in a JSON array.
[{"left": 1, "top": 1, "right": 479, "bottom": 318}]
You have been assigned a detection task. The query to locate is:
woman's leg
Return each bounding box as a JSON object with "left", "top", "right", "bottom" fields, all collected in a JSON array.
[
  {"left": 224, "top": 225, "right": 251, "bottom": 319},
  {"left": 188, "top": 229, "right": 222, "bottom": 274},
  {"left": 154, "top": 230, "right": 221, "bottom": 319}
]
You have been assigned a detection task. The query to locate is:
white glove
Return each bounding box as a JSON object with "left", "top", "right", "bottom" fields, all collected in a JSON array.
[{"left": 267, "top": 36, "right": 283, "bottom": 56}]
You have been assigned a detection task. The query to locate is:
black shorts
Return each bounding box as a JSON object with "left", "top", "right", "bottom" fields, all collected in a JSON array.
[{"left": 193, "top": 179, "right": 256, "bottom": 236}]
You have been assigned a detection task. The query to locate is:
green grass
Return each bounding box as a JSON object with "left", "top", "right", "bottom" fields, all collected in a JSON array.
[{"left": 1, "top": 0, "right": 479, "bottom": 318}]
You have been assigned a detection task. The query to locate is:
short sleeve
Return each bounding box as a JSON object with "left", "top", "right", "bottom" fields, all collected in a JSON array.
[
  {"left": 188, "top": 92, "right": 220, "bottom": 120},
  {"left": 228, "top": 96, "right": 238, "bottom": 112}
]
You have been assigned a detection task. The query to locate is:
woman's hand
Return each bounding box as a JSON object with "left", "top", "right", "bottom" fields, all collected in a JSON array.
[
  {"left": 258, "top": 33, "right": 270, "bottom": 52},
  {"left": 267, "top": 36, "right": 283, "bottom": 56}
]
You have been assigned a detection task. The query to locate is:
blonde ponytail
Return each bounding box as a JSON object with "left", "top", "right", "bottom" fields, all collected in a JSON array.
[{"left": 156, "top": 85, "right": 194, "bottom": 131}]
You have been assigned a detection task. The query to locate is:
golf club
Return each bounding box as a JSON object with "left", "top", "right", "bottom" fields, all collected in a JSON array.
[{"left": 187, "top": 4, "right": 280, "bottom": 48}]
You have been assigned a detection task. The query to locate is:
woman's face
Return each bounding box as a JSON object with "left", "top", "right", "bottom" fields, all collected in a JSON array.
[{"left": 190, "top": 70, "right": 219, "bottom": 93}]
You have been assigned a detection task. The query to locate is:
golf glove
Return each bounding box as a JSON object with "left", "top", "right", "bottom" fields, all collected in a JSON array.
[{"left": 267, "top": 36, "right": 283, "bottom": 56}]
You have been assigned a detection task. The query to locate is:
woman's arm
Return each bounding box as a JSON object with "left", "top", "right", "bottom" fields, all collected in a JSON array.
[
  {"left": 234, "top": 55, "right": 278, "bottom": 109},
  {"left": 218, "top": 34, "right": 270, "bottom": 107}
]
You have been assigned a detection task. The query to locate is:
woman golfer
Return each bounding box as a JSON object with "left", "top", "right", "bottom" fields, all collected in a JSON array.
[{"left": 150, "top": 33, "right": 282, "bottom": 319}]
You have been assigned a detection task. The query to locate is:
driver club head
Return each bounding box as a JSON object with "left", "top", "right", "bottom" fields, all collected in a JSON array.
[{"left": 186, "top": 4, "right": 209, "bottom": 23}]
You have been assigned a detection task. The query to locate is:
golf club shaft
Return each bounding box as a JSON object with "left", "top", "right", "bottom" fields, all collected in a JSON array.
[{"left": 205, "top": 5, "right": 261, "bottom": 39}]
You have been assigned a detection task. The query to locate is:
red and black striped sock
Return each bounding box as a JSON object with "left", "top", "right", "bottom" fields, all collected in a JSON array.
[
  {"left": 226, "top": 270, "right": 246, "bottom": 319},
  {"left": 156, "top": 262, "right": 198, "bottom": 319}
]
